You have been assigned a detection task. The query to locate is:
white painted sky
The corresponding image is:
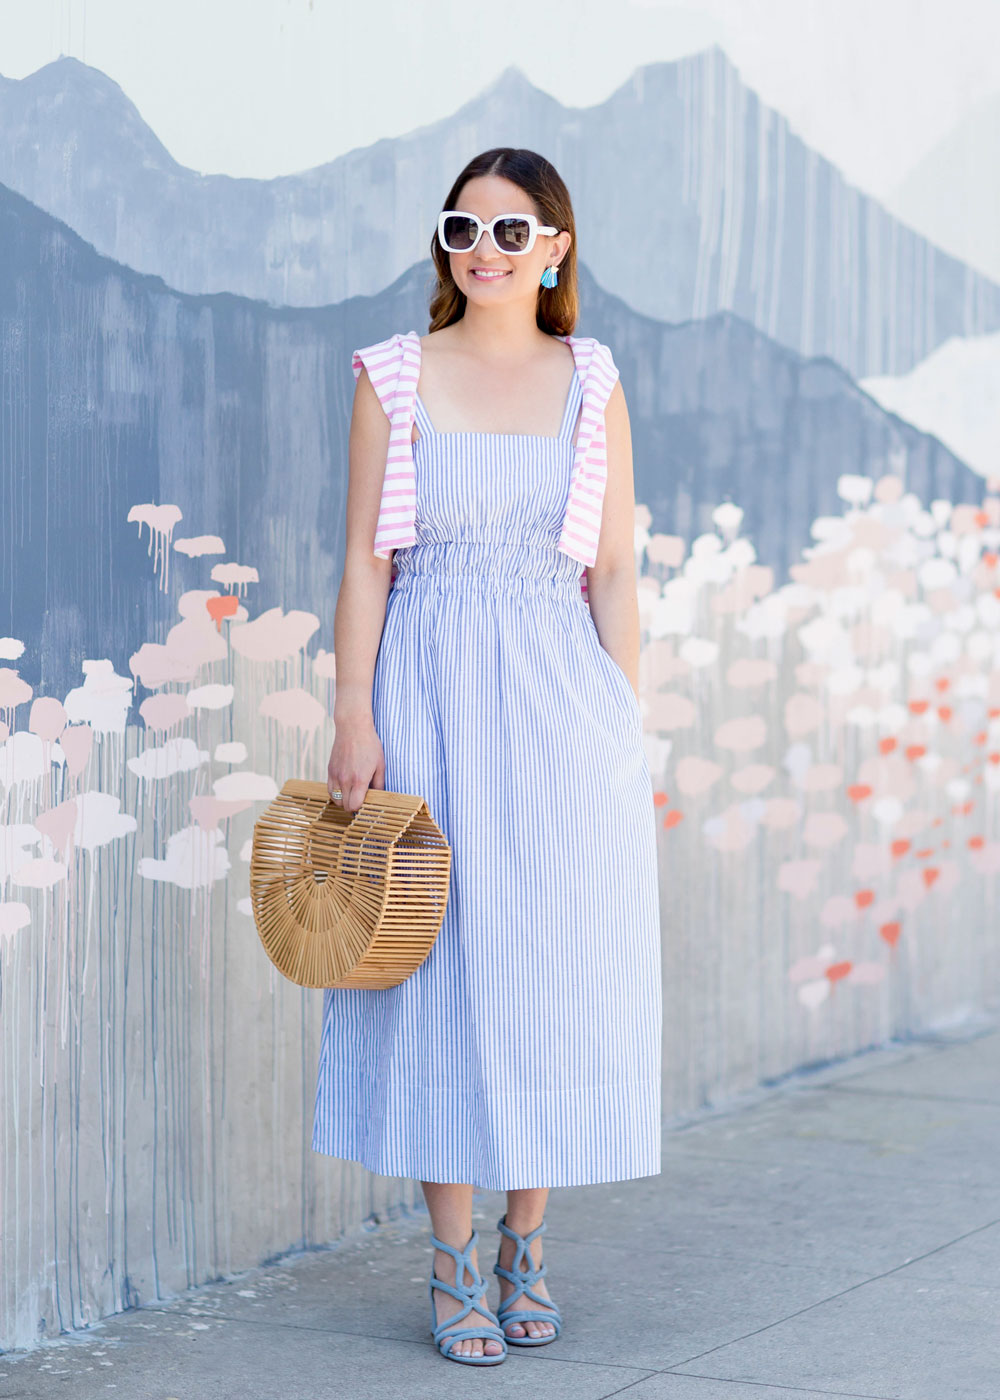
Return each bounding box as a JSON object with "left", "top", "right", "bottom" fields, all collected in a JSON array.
[{"left": 1, "top": 0, "right": 998, "bottom": 200}]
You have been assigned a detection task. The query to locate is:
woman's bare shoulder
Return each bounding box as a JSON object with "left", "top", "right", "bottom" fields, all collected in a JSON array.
[{"left": 417, "top": 327, "right": 459, "bottom": 356}]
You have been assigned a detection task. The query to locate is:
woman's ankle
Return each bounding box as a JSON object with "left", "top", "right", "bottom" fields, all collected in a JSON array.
[
  {"left": 501, "top": 1210, "right": 546, "bottom": 1239},
  {"left": 433, "top": 1242, "right": 478, "bottom": 1279}
]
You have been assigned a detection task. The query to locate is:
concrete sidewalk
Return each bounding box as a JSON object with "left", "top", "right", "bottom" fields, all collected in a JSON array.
[{"left": 3, "top": 1020, "right": 998, "bottom": 1400}]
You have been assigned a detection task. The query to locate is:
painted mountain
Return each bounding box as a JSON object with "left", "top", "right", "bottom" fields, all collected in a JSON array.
[
  {"left": 2, "top": 50, "right": 999, "bottom": 382},
  {"left": 884, "top": 89, "right": 1000, "bottom": 286},
  {"left": 0, "top": 178, "right": 983, "bottom": 702}
]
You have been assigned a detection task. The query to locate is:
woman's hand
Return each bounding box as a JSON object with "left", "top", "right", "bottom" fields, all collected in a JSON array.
[{"left": 327, "top": 716, "right": 386, "bottom": 814}]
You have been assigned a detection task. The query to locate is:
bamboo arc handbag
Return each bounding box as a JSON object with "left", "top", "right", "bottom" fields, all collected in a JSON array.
[{"left": 249, "top": 779, "right": 451, "bottom": 989}]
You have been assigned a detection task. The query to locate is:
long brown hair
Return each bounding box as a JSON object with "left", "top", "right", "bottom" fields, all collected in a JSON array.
[{"left": 427, "top": 148, "right": 578, "bottom": 336}]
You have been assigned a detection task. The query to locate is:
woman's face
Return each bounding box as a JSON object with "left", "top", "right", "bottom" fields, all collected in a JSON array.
[{"left": 446, "top": 174, "right": 567, "bottom": 303}]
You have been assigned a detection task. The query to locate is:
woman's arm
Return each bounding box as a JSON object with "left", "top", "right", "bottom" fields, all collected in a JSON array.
[
  {"left": 328, "top": 365, "right": 396, "bottom": 811},
  {"left": 583, "top": 379, "right": 641, "bottom": 698}
]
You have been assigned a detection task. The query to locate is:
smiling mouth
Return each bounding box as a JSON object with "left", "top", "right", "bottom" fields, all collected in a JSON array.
[{"left": 471, "top": 269, "right": 512, "bottom": 279}]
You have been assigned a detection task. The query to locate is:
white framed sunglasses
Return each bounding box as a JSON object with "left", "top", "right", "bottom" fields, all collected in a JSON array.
[{"left": 438, "top": 209, "right": 558, "bottom": 256}]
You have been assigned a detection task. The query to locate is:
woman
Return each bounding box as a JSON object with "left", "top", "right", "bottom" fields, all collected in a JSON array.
[{"left": 313, "top": 147, "right": 662, "bottom": 1367}]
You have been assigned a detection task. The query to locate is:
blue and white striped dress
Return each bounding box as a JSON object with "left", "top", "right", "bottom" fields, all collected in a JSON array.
[{"left": 311, "top": 366, "right": 663, "bottom": 1189}]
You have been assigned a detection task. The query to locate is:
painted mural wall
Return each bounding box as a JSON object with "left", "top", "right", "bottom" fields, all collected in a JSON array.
[{"left": 2, "top": 44, "right": 999, "bottom": 1352}]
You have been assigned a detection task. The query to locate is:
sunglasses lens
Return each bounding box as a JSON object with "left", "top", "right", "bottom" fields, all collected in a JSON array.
[
  {"left": 495, "top": 218, "right": 531, "bottom": 253},
  {"left": 441, "top": 215, "right": 478, "bottom": 251}
]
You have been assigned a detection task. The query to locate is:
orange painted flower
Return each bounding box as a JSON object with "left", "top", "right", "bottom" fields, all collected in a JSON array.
[{"left": 207, "top": 595, "right": 239, "bottom": 632}]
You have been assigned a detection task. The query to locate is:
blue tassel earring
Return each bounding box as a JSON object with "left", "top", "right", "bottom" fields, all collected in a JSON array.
[{"left": 540, "top": 264, "right": 559, "bottom": 288}]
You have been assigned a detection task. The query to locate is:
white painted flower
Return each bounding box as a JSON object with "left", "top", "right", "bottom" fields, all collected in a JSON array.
[
  {"left": 836, "top": 475, "right": 874, "bottom": 507},
  {"left": 186, "top": 684, "right": 235, "bottom": 710}
]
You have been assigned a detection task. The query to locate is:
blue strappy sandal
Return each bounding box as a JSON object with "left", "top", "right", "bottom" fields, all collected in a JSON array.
[
  {"left": 493, "top": 1213, "right": 564, "bottom": 1345},
  {"left": 428, "top": 1229, "right": 508, "bottom": 1366}
]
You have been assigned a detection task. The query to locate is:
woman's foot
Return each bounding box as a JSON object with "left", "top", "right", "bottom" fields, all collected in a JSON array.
[
  {"left": 495, "top": 1222, "right": 558, "bottom": 1340},
  {"left": 430, "top": 1243, "right": 505, "bottom": 1359}
]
